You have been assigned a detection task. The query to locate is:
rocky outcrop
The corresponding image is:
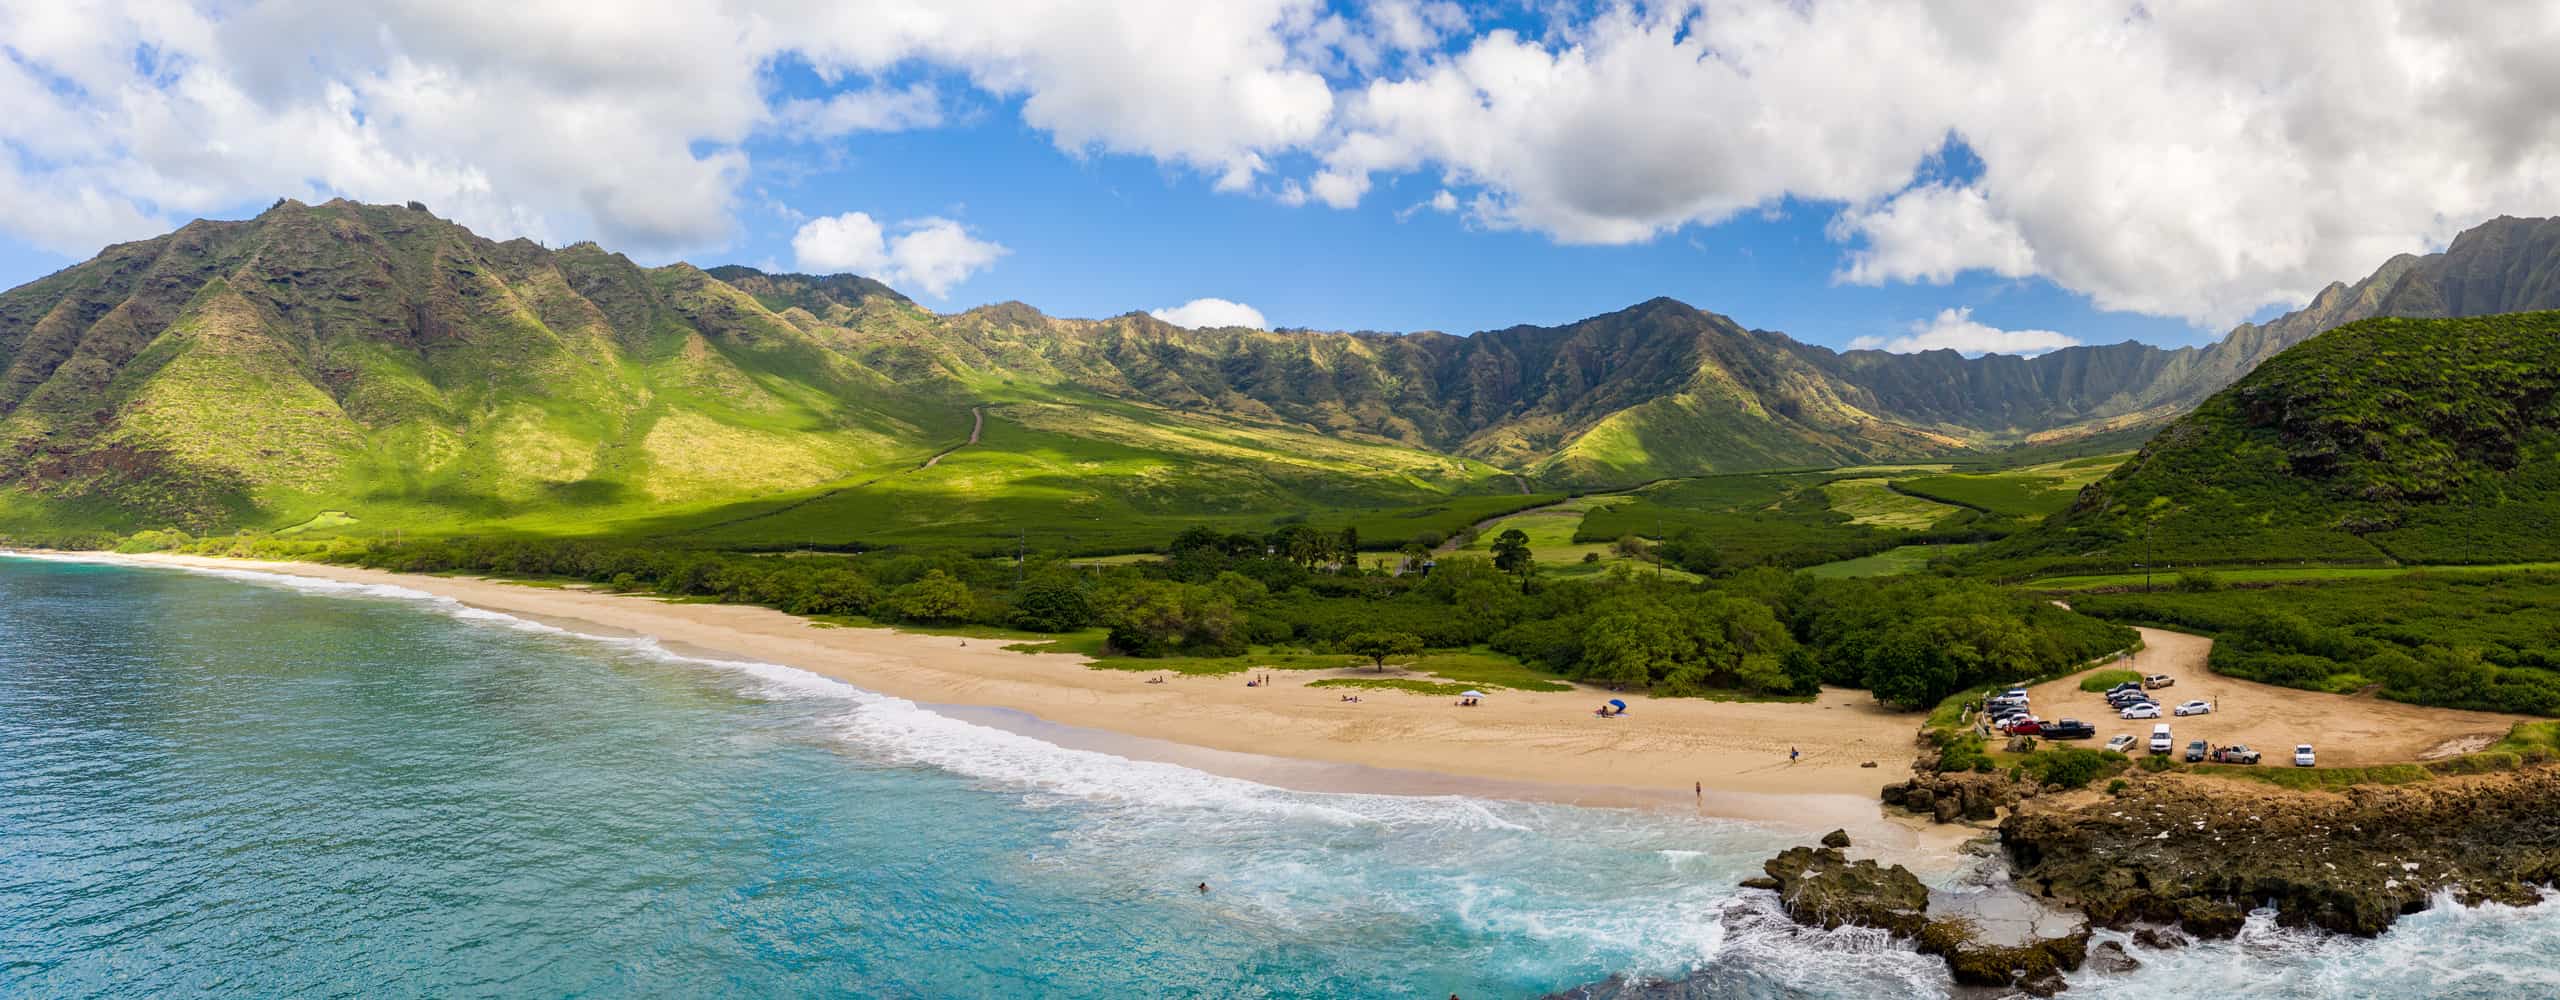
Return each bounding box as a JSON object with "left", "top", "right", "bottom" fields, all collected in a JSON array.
[
  {"left": 1881, "top": 770, "right": 2019, "bottom": 824},
  {"left": 1919, "top": 919, "right": 2088, "bottom": 996},
  {"left": 2001, "top": 766, "right": 2560, "bottom": 938},
  {"left": 1741, "top": 835, "right": 2090, "bottom": 996},
  {"left": 1749, "top": 843, "right": 1932, "bottom": 936}
]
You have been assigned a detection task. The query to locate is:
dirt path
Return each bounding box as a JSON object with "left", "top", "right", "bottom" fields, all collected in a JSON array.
[
  {"left": 2021, "top": 627, "right": 2531, "bottom": 767},
  {"left": 920, "top": 406, "right": 983, "bottom": 469}
]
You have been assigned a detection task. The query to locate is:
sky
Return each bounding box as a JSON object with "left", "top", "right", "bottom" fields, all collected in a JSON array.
[{"left": 4, "top": 1, "right": 2559, "bottom": 355}]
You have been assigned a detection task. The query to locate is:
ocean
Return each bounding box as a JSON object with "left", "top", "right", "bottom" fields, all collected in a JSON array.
[{"left": 2, "top": 554, "right": 2554, "bottom": 999}]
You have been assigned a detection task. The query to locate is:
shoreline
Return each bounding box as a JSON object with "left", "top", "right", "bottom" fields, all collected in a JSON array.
[{"left": 5, "top": 549, "right": 1955, "bottom": 847}]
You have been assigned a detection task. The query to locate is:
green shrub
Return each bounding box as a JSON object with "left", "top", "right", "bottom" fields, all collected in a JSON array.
[
  {"left": 2078, "top": 668, "right": 2142, "bottom": 692},
  {"left": 2018, "top": 747, "right": 2130, "bottom": 789}
]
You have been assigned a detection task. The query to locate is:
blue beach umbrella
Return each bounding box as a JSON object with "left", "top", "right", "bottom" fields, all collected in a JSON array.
[{"left": 1607, "top": 698, "right": 1627, "bottom": 712}]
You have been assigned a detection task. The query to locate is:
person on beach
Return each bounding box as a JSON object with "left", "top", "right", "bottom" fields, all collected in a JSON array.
[{"left": 1790, "top": 746, "right": 1801, "bottom": 764}]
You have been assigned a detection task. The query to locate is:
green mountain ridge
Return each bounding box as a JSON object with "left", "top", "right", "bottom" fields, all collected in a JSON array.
[
  {"left": 1983, "top": 309, "right": 2560, "bottom": 576},
  {"left": 6, "top": 200, "right": 2559, "bottom": 549}
]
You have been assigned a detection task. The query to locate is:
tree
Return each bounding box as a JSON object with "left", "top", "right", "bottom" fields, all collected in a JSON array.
[
  {"left": 1010, "top": 573, "right": 1095, "bottom": 632},
  {"left": 1336, "top": 526, "right": 1360, "bottom": 570},
  {"left": 1490, "top": 527, "right": 1534, "bottom": 591},
  {"left": 1343, "top": 630, "right": 1424, "bottom": 671},
  {"left": 889, "top": 569, "right": 974, "bottom": 624}
]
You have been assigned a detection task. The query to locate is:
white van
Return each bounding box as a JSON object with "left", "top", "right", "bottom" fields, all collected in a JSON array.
[{"left": 2149, "top": 723, "right": 2174, "bottom": 753}]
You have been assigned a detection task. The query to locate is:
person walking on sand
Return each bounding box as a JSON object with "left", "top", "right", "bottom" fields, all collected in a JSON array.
[{"left": 1790, "top": 746, "right": 1801, "bottom": 764}]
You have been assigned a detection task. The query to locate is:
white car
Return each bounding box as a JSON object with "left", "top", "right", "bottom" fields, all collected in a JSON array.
[
  {"left": 2105, "top": 734, "right": 2136, "bottom": 753},
  {"left": 2294, "top": 744, "right": 2317, "bottom": 767},
  {"left": 2120, "top": 702, "right": 2162, "bottom": 720},
  {"left": 2149, "top": 723, "right": 2175, "bottom": 754},
  {"left": 2174, "top": 700, "right": 2213, "bottom": 717}
]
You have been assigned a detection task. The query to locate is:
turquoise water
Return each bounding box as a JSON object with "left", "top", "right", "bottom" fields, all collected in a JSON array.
[{"left": 3, "top": 555, "right": 2557, "bottom": 998}]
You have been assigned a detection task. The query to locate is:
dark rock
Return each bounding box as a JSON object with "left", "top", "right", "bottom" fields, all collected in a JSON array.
[
  {"left": 1757, "top": 846, "right": 1931, "bottom": 936},
  {"left": 2132, "top": 927, "right": 2189, "bottom": 950},
  {"left": 2174, "top": 897, "right": 2247, "bottom": 939},
  {"left": 1933, "top": 797, "right": 1962, "bottom": 823},
  {"left": 2001, "top": 765, "right": 2560, "bottom": 940},
  {"left": 1918, "top": 919, "right": 2090, "bottom": 996},
  {"left": 2087, "top": 940, "right": 2141, "bottom": 974},
  {"left": 1881, "top": 783, "right": 1909, "bottom": 806},
  {"left": 1904, "top": 786, "right": 1934, "bottom": 812},
  {"left": 1738, "top": 876, "right": 1781, "bottom": 891},
  {"left": 1820, "top": 828, "right": 1853, "bottom": 849}
]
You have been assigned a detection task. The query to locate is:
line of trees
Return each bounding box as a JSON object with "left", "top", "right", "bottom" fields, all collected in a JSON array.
[{"left": 136, "top": 521, "right": 2131, "bottom": 708}]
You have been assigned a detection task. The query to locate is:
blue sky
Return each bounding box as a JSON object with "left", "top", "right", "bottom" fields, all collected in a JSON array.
[
  {"left": 6, "top": 1, "right": 2551, "bottom": 355},
  {"left": 728, "top": 99, "right": 2223, "bottom": 347}
]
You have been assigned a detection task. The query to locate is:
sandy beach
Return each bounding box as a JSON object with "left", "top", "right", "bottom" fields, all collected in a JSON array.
[{"left": 73, "top": 552, "right": 1931, "bottom": 814}]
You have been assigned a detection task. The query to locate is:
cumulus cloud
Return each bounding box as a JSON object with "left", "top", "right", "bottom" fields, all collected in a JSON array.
[
  {"left": 1149, "top": 298, "right": 1269, "bottom": 329},
  {"left": 10, "top": 1, "right": 2560, "bottom": 329},
  {"left": 771, "top": 84, "right": 946, "bottom": 139},
  {"left": 0, "top": 0, "right": 1333, "bottom": 258},
  {"left": 1308, "top": 0, "right": 2560, "bottom": 326},
  {"left": 1849, "top": 308, "right": 2079, "bottom": 357},
  {"left": 791, "top": 212, "right": 1007, "bottom": 298}
]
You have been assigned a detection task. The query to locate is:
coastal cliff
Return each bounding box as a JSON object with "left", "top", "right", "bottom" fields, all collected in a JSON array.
[{"left": 2001, "top": 765, "right": 2560, "bottom": 938}]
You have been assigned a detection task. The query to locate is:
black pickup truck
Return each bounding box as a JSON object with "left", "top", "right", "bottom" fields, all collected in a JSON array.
[{"left": 2039, "top": 719, "right": 2097, "bottom": 739}]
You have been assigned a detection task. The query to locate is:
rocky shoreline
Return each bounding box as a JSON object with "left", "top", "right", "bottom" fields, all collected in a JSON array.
[
  {"left": 1999, "top": 763, "right": 2560, "bottom": 939},
  {"left": 1782, "top": 762, "right": 2559, "bottom": 994},
  {"left": 1551, "top": 760, "right": 2560, "bottom": 998}
]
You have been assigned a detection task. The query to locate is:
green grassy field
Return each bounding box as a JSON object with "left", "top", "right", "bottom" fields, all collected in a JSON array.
[
  {"left": 1889, "top": 455, "right": 2122, "bottom": 518},
  {"left": 2019, "top": 561, "right": 2560, "bottom": 591},
  {"left": 505, "top": 395, "right": 1544, "bottom": 555},
  {"left": 1820, "top": 478, "right": 1964, "bottom": 529},
  {"left": 1458, "top": 494, "right": 1696, "bottom": 579},
  {"left": 1802, "top": 542, "right": 1978, "bottom": 578}
]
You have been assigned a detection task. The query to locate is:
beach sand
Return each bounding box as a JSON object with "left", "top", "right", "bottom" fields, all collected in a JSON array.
[{"left": 80, "top": 553, "right": 1942, "bottom": 837}]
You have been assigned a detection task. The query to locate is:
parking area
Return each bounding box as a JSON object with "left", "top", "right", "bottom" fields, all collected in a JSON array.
[{"left": 2012, "top": 627, "right": 2531, "bottom": 768}]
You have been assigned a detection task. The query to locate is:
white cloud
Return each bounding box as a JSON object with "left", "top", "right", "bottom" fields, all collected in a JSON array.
[
  {"left": 1307, "top": 0, "right": 2560, "bottom": 326},
  {"left": 0, "top": 0, "right": 1335, "bottom": 259},
  {"left": 1149, "top": 297, "right": 1269, "bottom": 329},
  {"left": 1831, "top": 183, "right": 2036, "bottom": 286},
  {"left": 784, "top": 0, "right": 1336, "bottom": 192},
  {"left": 771, "top": 84, "right": 945, "bottom": 138},
  {"left": 10, "top": 1, "right": 2560, "bottom": 331},
  {"left": 791, "top": 211, "right": 1007, "bottom": 298},
  {"left": 1849, "top": 308, "right": 2079, "bottom": 357}
]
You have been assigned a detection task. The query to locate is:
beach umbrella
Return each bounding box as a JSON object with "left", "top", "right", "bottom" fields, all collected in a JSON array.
[
  {"left": 1607, "top": 698, "right": 1627, "bottom": 712},
  {"left": 1460, "top": 690, "right": 1485, "bottom": 698}
]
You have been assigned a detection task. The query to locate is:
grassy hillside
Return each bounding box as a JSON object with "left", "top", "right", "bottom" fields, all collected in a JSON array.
[
  {"left": 14, "top": 203, "right": 2560, "bottom": 553},
  {"left": 1980, "top": 311, "right": 2560, "bottom": 576},
  {"left": 0, "top": 201, "right": 1521, "bottom": 549}
]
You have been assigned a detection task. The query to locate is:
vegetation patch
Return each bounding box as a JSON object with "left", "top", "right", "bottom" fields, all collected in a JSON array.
[
  {"left": 2073, "top": 572, "right": 2560, "bottom": 715},
  {"left": 1307, "top": 678, "right": 1480, "bottom": 696},
  {"left": 2077, "top": 668, "right": 2143, "bottom": 692}
]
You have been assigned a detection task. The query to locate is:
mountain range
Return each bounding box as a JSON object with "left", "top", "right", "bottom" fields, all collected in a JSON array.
[{"left": 4, "top": 199, "right": 2556, "bottom": 546}]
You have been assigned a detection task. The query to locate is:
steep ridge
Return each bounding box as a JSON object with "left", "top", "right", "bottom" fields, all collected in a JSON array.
[
  {"left": 9, "top": 202, "right": 2560, "bottom": 540},
  {"left": 1982, "top": 309, "right": 2560, "bottom": 575}
]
